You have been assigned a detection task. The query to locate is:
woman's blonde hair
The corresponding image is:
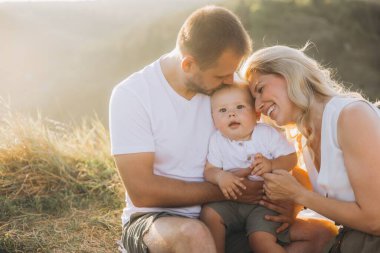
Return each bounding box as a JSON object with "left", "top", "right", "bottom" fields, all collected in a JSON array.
[{"left": 240, "top": 43, "right": 362, "bottom": 139}]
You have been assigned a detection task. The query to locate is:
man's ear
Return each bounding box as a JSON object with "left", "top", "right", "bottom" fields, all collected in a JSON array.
[{"left": 181, "top": 55, "right": 195, "bottom": 73}]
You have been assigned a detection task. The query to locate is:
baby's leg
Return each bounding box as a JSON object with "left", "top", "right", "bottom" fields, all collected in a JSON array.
[
  {"left": 249, "top": 231, "right": 286, "bottom": 253},
  {"left": 200, "top": 205, "right": 226, "bottom": 253},
  {"left": 246, "top": 205, "right": 289, "bottom": 253}
]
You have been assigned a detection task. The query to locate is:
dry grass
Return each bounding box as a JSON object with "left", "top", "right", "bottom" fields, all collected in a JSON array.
[{"left": 0, "top": 100, "right": 124, "bottom": 252}]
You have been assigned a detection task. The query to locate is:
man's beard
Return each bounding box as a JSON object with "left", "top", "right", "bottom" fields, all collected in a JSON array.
[
  {"left": 185, "top": 76, "right": 220, "bottom": 96},
  {"left": 185, "top": 80, "right": 211, "bottom": 95}
]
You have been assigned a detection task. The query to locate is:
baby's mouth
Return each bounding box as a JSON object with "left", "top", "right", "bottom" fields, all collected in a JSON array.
[{"left": 228, "top": 121, "right": 241, "bottom": 128}]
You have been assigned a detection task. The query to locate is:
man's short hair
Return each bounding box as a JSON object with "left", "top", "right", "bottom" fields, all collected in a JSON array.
[{"left": 177, "top": 5, "right": 252, "bottom": 70}]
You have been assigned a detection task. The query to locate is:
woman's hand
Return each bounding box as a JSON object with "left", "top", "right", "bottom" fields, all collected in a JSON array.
[
  {"left": 262, "top": 170, "right": 306, "bottom": 203},
  {"left": 259, "top": 198, "right": 300, "bottom": 233}
]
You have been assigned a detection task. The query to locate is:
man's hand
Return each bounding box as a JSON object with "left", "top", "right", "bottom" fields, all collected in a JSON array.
[
  {"left": 235, "top": 178, "right": 264, "bottom": 204},
  {"left": 216, "top": 171, "right": 246, "bottom": 200}
]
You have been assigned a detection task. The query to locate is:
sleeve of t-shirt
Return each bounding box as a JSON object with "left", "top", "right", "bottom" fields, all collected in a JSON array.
[
  {"left": 109, "top": 85, "right": 155, "bottom": 155},
  {"left": 268, "top": 126, "right": 296, "bottom": 158},
  {"left": 206, "top": 132, "right": 223, "bottom": 168}
]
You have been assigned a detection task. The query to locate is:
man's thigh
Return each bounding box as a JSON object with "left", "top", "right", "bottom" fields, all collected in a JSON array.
[{"left": 122, "top": 212, "right": 175, "bottom": 253}]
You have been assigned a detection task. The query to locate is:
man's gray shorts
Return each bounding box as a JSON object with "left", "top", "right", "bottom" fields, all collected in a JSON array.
[{"left": 119, "top": 211, "right": 252, "bottom": 253}]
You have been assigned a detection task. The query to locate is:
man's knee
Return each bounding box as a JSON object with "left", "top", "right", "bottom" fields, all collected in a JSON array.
[
  {"left": 145, "top": 217, "right": 216, "bottom": 253},
  {"left": 174, "top": 219, "right": 216, "bottom": 252},
  {"left": 179, "top": 219, "right": 213, "bottom": 241}
]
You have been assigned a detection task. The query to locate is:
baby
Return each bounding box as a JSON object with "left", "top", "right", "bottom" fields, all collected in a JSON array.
[{"left": 200, "top": 83, "right": 297, "bottom": 253}]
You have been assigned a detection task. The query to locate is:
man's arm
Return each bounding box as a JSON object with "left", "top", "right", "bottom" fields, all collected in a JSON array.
[
  {"left": 114, "top": 152, "right": 226, "bottom": 207},
  {"left": 115, "top": 153, "right": 265, "bottom": 207}
]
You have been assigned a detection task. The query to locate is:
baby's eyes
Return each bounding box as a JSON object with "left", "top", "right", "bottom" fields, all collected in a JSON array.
[
  {"left": 236, "top": 104, "right": 245, "bottom": 110},
  {"left": 219, "top": 108, "right": 227, "bottom": 113}
]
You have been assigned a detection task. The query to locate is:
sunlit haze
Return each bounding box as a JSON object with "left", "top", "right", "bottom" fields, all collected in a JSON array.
[
  {"left": 0, "top": 0, "right": 220, "bottom": 124},
  {"left": 0, "top": 0, "right": 378, "bottom": 126}
]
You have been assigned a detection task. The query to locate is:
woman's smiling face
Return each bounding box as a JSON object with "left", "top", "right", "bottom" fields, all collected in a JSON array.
[{"left": 248, "top": 71, "right": 301, "bottom": 126}]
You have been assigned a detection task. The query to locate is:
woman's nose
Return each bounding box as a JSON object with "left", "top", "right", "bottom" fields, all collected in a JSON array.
[{"left": 255, "top": 99, "right": 264, "bottom": 112}]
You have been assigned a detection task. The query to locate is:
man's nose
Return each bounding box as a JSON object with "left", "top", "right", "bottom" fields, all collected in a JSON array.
[{"left": 223, "top": 75, "right": 234, "bottom": 85}]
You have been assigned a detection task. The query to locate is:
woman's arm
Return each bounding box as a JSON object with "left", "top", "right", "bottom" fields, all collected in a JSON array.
[
  {"left": 336, "top": 102, "right": 380, "bottom": 234},
  {"left": 263, "top": 102, "right": 380, "bottom": 235}
]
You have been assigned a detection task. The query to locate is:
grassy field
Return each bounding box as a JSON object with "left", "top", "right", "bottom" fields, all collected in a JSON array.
[{"left": 0, "top": 100, "right": 124, "bottom": 252}]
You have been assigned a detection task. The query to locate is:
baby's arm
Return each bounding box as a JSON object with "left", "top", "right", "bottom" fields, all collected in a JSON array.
[
  {"left": 251, "top": 152, "right": 297, "bottom": 176},
  {"left": 204, "top": 161, "right": 246, "bottom": 200}
]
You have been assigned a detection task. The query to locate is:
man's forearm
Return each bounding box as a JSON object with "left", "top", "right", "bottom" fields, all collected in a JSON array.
[
  {"left": 126, "top": 173, "right": 225, "bottom": 208},
  {"left": 115, "top": 153, "right": 226, "bottom": 208}
]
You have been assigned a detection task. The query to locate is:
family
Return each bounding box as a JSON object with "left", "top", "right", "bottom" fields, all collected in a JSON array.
[{"left": 109, "top": 5, "right": 380, "bottom": 253}]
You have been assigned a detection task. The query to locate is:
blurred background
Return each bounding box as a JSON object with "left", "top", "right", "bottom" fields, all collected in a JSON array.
[{"left": 1, "top": 0, "right": 379, "bottom": 125}]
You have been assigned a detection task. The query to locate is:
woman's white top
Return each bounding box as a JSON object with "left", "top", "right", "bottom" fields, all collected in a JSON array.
[{"left": 304, "top": 96, "right": 380, "bottom": 201}]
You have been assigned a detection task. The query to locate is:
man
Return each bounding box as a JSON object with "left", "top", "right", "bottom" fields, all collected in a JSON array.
[{"left": 110, "top": 5, "right": 335, "bottom": 253}]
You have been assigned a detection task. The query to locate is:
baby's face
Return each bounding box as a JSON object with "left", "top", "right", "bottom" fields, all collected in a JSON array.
[{"left": 211, "top": 88, "right": 257, "bottom": 141}]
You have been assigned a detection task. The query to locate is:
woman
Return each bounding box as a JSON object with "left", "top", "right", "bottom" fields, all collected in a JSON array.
[{"left": 240, "top": 44, "right": 380, "bottom": 253}]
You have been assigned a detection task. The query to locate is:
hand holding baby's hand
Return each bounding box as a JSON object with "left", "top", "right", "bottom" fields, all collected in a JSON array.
[{"left": 251, "top": 153, "right": 272, "bottom": 176}]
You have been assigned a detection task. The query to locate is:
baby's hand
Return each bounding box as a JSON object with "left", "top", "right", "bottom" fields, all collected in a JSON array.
[
  {"left": 251, "top": 153, "right": 272, "bottom": 176},
  {"left": 216, "top": 171, "right": 246, "bottom": 200}
]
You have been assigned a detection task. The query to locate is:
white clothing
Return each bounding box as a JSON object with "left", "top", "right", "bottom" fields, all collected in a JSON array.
[
  {"left": 304, "top": 96, "right": 380, "bottom": 202},
  {"left": 109, "top": 58, "right": 215, "bottom": 225},
  {"left": 207, "top": 123, "right": 295, "bottom": 172},
  {"left": 297, "top": 208, "right": 333, "bottom": 222}
]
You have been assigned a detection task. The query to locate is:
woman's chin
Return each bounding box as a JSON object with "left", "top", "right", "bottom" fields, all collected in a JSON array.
[{"left": 272, "top": 117, "right": 286, "bottom": 127}]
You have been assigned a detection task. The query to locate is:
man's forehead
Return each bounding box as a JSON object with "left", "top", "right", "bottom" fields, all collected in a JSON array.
[{"left": 214, "top": 50, "right": 243, "bottom": 70}]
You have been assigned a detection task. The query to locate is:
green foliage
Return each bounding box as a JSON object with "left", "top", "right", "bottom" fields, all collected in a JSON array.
[{"left": 231, "top": 0, "right": 380, "bottom": 100}]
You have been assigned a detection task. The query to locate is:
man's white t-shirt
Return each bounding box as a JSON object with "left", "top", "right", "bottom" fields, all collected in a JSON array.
[
  {"left": 109, "top": 58, "right": 215, "bottom": 225},
  {"left": 207, "top": 123, "right": 295, "bottom": 171}
]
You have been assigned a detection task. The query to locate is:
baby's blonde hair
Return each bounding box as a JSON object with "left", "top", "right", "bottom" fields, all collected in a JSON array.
[{"left": 211, "top": 82, "right": 255, "bottom": 107}]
